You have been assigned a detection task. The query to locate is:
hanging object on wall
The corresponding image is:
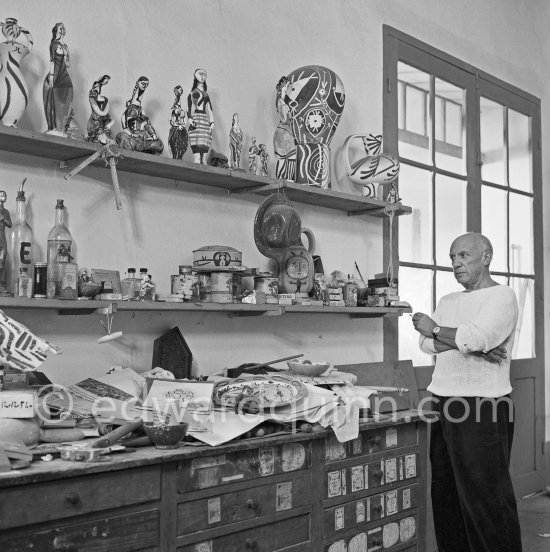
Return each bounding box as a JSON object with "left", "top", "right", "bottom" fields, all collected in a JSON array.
[
  {"left": 97, "top": 304, "right": 123, "bottom": 344},
  {"left": 151, "top": 327, "right": 192, "bottom": 380},
  {"left": 254, "top": 193, "right": 315, "bottom": 294},
  {"left": 0, "top": 18, "right": 33, "bottom": 127},
  {"left": 116, "top": 76, "right": 164, "bottom": 155},
  {"left": 86, "top": 75, "right": 114, "bottom": 143},
  {"left": 229, "top": 113, "right": 244, "bottom": 170},
  {"left": 273, "top": 76, "right": 296, "bottom": 181},
  {"left": 285, "top": 65, "right": 345, "bottom": 188},
  {"left": 168, "top": 85, "right": 188, "bottom": 159},
  {"left": 342, "top": 133, "right": 400, "bottom": 198},
  {"left": 187, "top": 68, "right": 214, "bottom": 164},
  {"left": 42, "top": 22, "right": 83, "bottom": 139}
]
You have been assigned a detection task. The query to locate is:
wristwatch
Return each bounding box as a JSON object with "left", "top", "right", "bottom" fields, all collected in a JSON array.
[{"left": 432, "top": 326, "right": 441, "bottom": 340}]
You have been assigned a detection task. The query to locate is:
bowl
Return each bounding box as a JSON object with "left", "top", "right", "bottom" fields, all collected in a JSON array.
[
  {"left": 143, "top": 422, "right": 188, "bottom": 449},
  {"left": 287, "top": 360, "right": 331, "bottom": 377}
]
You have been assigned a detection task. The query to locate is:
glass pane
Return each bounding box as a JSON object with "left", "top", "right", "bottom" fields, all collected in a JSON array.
[
  {"left": 398, "top": 165, "right": 432, "bottom": 264},
  {"left": 508, "top": 109, "right": 532, "bottom": 193},
  {"left": 481, "top": 186, "right": 508, "bottom": 273},
  {"left": 480, "top": 97, "right": 505, "bottom": 185},
  {"left": 435, "top": 79, "right": 465, "bottom": 174},
  {"left": 435, "top": 175, "right": 467, "bottom": 266},
  {"left": 509, "top": 193, "right": 534, "bottom": 274},
  {"left": 492, "top": 275, "right": 508, "bottom": 286},
  {"left": 436, "top": 270, "right": 461, "bottom": 298},
  {"left": 398, "top": 62, "right": 431, "bottom": 164},
  {"left": 510, "top": 277, "right": 535, "bottom": 359},
  {"left": 399, "top": 267, "right": 433, "bottom": 365}
]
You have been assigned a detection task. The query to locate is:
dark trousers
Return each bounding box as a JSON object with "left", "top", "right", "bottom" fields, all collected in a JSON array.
[{"left": 430, "top": 395, "right": 522, "bottom": 552}]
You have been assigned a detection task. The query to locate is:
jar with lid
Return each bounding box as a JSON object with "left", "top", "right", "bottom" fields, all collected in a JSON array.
[
  {"left": 33, "top": 262, "right": 47, "bottom": 298},
  {"left": 122, "top": 268, "right": 140, "bottom": 301},
  {"left": 139, "top": 268, "right": 156, "bottom": 301}
]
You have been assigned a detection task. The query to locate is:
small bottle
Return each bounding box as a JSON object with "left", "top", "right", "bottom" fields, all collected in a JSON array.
[
  {"left": 139, "top": 268, "right": 155, "bottom": 301},
  {"left": 122, "top": 268, "right": 139, "bottom": 301},
  {"left": 17, "top": 267, "right": 32, "bottom": 298},
  {"left": 33, "top": 262, "right": 47, "bottom": 298},
  {"left": 344, "top": 274, "right": 358, "bottom": 307}
]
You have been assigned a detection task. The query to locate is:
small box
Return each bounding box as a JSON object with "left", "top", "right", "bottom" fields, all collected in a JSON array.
[
  {"left": 278, "top": 298, "right": 294, "bottom": 305},
  {"left": 0, "top": 390, "right": 36, "bottom": 418},
  {"left": 329, "top": 300, "right": 346, "bottom": 307}
]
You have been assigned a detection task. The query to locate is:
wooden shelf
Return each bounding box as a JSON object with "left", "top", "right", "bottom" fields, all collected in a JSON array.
[
  {"left": 0, "top": 126, "right": 411, "bottom": 215},
  {"left": 0, "top": 296, "right": 410, "bottom": 318}
]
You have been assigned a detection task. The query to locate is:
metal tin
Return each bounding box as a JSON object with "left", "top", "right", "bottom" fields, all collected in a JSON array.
[
  {"left": 254, "top": 275, "right": 278, "bottom": 297},
  {"left": 192, "top": 245, "right": 242, "bottom": 268},
  {"left": 197, "top": 272, "right": 211, "bottom": 302},
  {"left": 33, "top": 262, "right": 47, "bottom": 298},
  {"left": 171, "top": 273, "right": 195, "bottom": 301},
  {"left": 211, "top": 272, "right": 234, "bottom": 303}
]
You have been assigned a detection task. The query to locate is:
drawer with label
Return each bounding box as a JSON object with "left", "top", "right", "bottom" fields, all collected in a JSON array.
[
  {"left": 177, "top": 513, "right": 310, "bottom": 552},
  {"left": 177, "top": 471, "right": 311, "bottom": 535},
  {"left": 325, "top": 512, "right": 417, "bottom": 552},
  {"left": 325, "top": 424, "right": 417, "bottom": 463},
  {"left": 0, "top": 507, "right": 160, "bottom": 552},
  {"left": 324, "top": 484, "right": 418, "bottom": 536},
  {"left": 325, "top": 453, "right": 418, "bottom": 500},
  {"left": 177, "top": 442, "right": 311, "bottom": 492}
]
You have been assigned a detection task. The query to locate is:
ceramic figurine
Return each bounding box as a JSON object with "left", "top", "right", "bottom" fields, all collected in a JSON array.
[
  {"left": 273, "top": 76, "right": 296, "bottom": 181},
  {"left": 0, "top": 191, "right": 12, "bottom": 296},
  {"left": 187, "top": 68, "right": 214, "bottom": 164},
  {"left": 168, "top": 85, "right": 188, "bottom": 159},
  {"left": 0, "top": 18, "right": 33, "bottom": 127},
  {"left": 43, "top": 22, "right": 82, "bottom": 139},
  {"left": 248, "top": 137, "right": 259, "bottom": 174},
  {"left": 259, "top": 144, "right": 270, "bottom": 177},
  {"left": 86, "top": 75, "right": 114, "bottom": 143},
  {"left": 286, "top": 65, "right": 345, "bottom": 188},
  {"left": 342, "top": 133, "right": 400, "bottom": 197},
  {"left": 229, "top": 113, "right": 243, "bottom": 169},
  {"left": 116, "top": 76, "right": 164, "bottom": 155}
]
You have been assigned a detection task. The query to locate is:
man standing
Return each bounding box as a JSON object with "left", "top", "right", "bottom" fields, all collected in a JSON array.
[{"left": 412, "top": 232, "right": 522, "bottom": 552}]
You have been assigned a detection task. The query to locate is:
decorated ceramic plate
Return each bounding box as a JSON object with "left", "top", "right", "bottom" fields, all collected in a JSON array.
[{"left": 214, "top": 375, "right": 307, "bottom": 409}]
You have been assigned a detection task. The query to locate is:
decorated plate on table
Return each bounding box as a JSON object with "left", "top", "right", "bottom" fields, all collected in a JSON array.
[{"left": 214, "top": 374, "right": 307, "bottom": 409}]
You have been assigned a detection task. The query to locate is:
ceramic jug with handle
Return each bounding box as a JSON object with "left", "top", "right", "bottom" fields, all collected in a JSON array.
[{"left": 276, "top": 227, "right": 315, "bottom": 294}]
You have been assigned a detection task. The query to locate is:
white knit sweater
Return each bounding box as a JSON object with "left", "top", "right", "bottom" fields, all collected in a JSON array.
[{"left": 420, "top": 285, "right": 518, "bottom": 398}]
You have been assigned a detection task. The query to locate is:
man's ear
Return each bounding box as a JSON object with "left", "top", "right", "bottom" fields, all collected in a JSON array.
[{"left": 483, "top": 250, "right": 493, "bottom": 266}]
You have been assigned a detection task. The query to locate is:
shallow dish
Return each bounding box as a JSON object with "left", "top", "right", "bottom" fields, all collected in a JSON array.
[{"left": 287, "top": 360, "right": 331, "bottom": 377}]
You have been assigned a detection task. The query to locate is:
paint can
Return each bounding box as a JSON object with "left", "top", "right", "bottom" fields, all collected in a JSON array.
[
  {"left": 210, "top": 272, "right": 234, "bottom": 303},
  {"left": 254, "top": 274, "right": 278, "bottom": 298}
]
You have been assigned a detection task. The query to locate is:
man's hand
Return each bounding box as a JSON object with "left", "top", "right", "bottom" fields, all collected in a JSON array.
[
  {"left": 472, "top": 345, "right": 507, "bottom": 364},
  {"left": 411, "top": 312, "right": 437, "bottom": 337}
]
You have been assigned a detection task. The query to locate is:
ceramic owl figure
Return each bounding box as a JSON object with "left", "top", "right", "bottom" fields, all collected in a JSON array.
[{"left": 285, "top": 65, "right": 345, "bottom": 188}]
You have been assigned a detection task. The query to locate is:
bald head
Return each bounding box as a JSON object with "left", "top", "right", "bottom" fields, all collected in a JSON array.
[{"left": 452, "top": 233, "right": 493, "bottom": 256}]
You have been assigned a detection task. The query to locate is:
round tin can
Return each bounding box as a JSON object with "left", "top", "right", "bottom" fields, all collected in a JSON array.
[
  {"left": 33, "top": 262, "right": 47, "bottom": 298},
  {"left": 210, "top": 272, "right": 234, "bottom": 303},
  {"left": 254, "top": 275, "right": 278, "bottom": 297},
  {"left": 197, "top": 273, "right": 212, "bottom": 302}
]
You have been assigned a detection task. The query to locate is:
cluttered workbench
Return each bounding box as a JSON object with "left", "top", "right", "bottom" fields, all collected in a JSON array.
[{"left": 0, "top": 410, "right": 432, "bottom": 552}]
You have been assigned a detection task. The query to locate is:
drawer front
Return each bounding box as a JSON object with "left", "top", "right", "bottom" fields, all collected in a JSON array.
[
  {"left": 177, "top": 513, "right": 310, "bottom": 551},
  {"left": 178, "top": 442, "right": 311, "bottom": 492},
  {"left": 325, "top": 513, "right": 417, "bottom": 552},
  {"left": 0, "top": 508, "right": 160, "bottom": 552},
  {"left": 178, "top": 472, "right": 311, "bottom": 534},
  {"left": 0, "top": 466, "right": 161, "bottom": 529},
  {"left": 324, "top": 484, "right": 418, "bottom": 536},
  {"left": 325, "top": 424, "right": 417, "bottom": 463},
  {"left": 325, "top": 453, "right": 418, "bottom": 501}
]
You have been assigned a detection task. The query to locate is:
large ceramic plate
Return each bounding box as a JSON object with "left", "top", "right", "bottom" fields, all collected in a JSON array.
[{"left": 214, "top": 375, "right": 307, "bottom": 409}]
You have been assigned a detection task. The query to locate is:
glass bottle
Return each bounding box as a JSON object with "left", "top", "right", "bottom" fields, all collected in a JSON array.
[
  {"left": 138, "top": 268, "right": 155, "bottom": 301},
  {"left": 344, "top": 274, "right": 358, "bottom": 307},
  {"left": 8, "top": 179, "right": 34, "bottom": 297},
  {"left": 46, "top": 199, "right": 78, "bottom": 300},
  {"left": 122, "top": 267, "right": 140, "bottom": 301},
  {"left": 17, "top": 267, "right": 32, "bottom": 298}
]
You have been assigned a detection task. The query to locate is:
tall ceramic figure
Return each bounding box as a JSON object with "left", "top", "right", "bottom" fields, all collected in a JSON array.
[
  {"left": 168, "top": 85, "right": 188, "bottom": 159},
  {"left": 43, "top": 22, "right": 81, "bottom": 138},
  {"left": 286, "top": 65, "right": 345, "bottom": 188},
  {"left": 0, "top": 18, "right": 33, "bottom": 127},
  {"left": 273, "top": 76, "right": 296, "bottom": 181},
  {"left": 229, "top": 113, "right": 243, "bottom": 169},
  {"left": 0, "top": 191, "right": 12, "bottom": 296},
  {"left": 116, "top": 76, "right": 164, "bottom": 154},
  {"left": 86, "top": 75, "right": 113, "bottom": 143},
  {"left": 187, "top": 68, "right": 214, "bottom": 164}
]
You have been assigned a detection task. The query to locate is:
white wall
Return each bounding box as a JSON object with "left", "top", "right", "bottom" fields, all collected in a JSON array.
[{"left": 1, "top": 1, "right": 549, "bottom": 454}]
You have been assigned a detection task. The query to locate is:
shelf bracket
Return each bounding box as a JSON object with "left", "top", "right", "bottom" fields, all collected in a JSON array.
[{"left": 226, "top": 308, "right": 283, "bottom": 318}]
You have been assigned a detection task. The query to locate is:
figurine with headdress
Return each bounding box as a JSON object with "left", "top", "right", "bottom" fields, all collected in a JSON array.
[
  {"left": 116, "top": 76, "right": 164, "bottom": 154},
  {"left": 187, "top": 68, "right": 214, "bottom": 164},
  {"left": 86, "top": 75, "right": 114, "bottom": 143},
  {"left": 229, "top": 113, "right": 243, "bottom": 169},
  {"left": 168, "top": 85, "right": 188, "bottom": 159},
  {"left": 0, "top": 18, "right": 33, "bottom": 127}
]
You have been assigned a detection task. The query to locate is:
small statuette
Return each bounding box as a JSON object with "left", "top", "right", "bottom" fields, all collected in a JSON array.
[
  {"left": 86, "top": 75, "right": 113, "bottom": 143},
  {"left": 0, "top": 18, "right": 33, "bottom": 127},
  {"left": 116, "top": 76, "right": 164, "bottom": 155},
  {"left": 43, "top": 22, "right": 82, "bottom": 139},
  {"left": 248, "top": 136, "right": 259, "bottom": 174},
  {"left": 0, "top": 191, "right": 12, "bottom": 296},
  {"left": 168, "top": 85, "right": 188, "bottom": 159},
  {"left": 258, "top": 143, "right": 270, "bottom": 177},
  {"left": 187, "top": 68, "right": 214, "bottom": 164},
  {"left": 229, "top": 113, "right": 243, "bottom": 169},
  {"left": 273, "top": 76, "right": 295, "bottom": 181}
]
